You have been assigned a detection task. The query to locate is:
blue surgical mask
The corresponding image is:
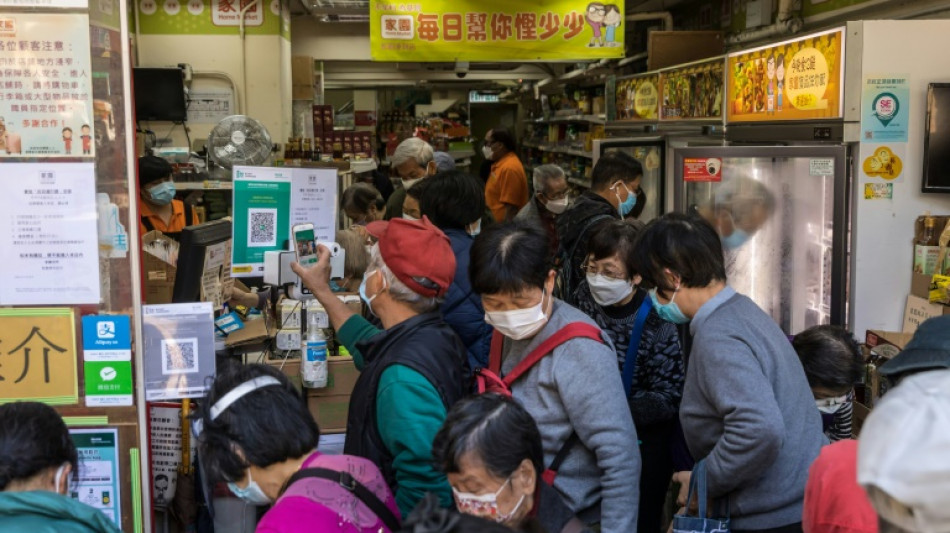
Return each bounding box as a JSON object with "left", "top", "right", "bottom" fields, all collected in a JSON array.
[
  {"left": 147, "top": 181, "right": 176, "bottom": 206},
  {"left": 359, "top": 269, "right": 383, "bottom": 314},
  {"left": 227, "top": 469, "right": 272, "bottom": 506},
  {"left": 721, "top": 228, "right": 750, "bottom": 250},
  {"left": 614, "top": 182, "right": 637, "bottom": 217},
  {"left": 649, "top": 287, "right": 690, "bottom": 324}
]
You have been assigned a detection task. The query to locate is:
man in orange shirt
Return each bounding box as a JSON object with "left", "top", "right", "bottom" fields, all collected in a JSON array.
[
  {"left": 483, "top": 127, "right": 529, "bottom": 223},
  {"left": 138, "top": 155, "right": 197, "bottom": 238}
]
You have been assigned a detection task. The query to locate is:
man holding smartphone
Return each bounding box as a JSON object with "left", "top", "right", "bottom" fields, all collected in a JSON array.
[{"left": 291, "top": 218, "right": 467, "bottom": 518}]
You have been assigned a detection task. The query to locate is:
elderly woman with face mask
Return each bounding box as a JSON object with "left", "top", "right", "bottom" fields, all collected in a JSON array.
[
  {"left": 572, "top": 219, "right": 684, "bottom": 533},
  {"left": 469, "top": 220, "right": 640, "bottom": 533},
  {"left": 432, "top": 394, "right": 591, "bottom": 533}
]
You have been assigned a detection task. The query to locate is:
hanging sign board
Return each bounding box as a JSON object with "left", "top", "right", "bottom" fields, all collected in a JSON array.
[
  {"left": 660, "top": 59, "right": 725, "bottom": 121},
  {"left": 370, "top": 1, "right": 625, "bottom": 62},
  {"left": 614, "top": 74, "right": 660, "bottom": 121},
  {"left": 726, "top": 27, "right": 844, "bottom": 123},
  {"left": 0, "top": 308, "right": 78, "bottom": 405},
  {"left": 0, "top": 13, "right": 96, "bottom": 157}
]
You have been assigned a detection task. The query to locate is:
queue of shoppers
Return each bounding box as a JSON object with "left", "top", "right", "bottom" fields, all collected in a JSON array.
[{"left": 5, "top": 133, "right": 945, "bottom": 533}]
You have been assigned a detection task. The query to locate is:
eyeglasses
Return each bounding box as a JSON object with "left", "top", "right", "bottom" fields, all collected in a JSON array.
[
  {"left": 581, "top": 263, "right": 627, "bottom": 280},
  {"left": 542, "top": 189, "right": 569, "bottom": 201}
]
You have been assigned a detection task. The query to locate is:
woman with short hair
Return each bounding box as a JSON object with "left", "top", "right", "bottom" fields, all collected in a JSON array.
[
  {"left": 0, "top": 402, "right": 120, "bottom": 532},
  {"left": 468, "top": 220, "right": 640, "bottom": 533},
  {"left": 342, "top": 183, "right": 385, "bottom": 226},
  {"left": 193, "top": 362, "right": 399, "bottom": 532},
  {"left": 432, "top": 393, "right": 590, "bottom": 533}
]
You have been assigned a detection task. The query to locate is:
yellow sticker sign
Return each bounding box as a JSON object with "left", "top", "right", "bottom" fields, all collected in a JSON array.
[
  {"left": 863, "top": 146, "right": 903, "bottom": 180},
  {"left": 0, "top": 308, "right": 78, "bottom": 405},
  {"left": 370, "top": 1, "right": 625, "bottom": 62},
  {"left": 616, "top": 74, "right": 660, "bottom": 121},
  {"left": 727, "top": 28, "right": 843, "bottom": 122}
]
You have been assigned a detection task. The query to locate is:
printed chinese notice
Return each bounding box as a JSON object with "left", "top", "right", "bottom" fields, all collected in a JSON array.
[
  {"left": 149, "top": 403, "right": 197, "bottom": 510},
  {"left": 69, "top": 428, "right": 121, "bottom": 527},
  {"left": 0, "top": 163, "right": 100, "bottom": 305},
  {"left": 290, "top": 167, "right": 337, "bottom": 243},
  {"left": 0, "top": 307, "right": 78, "bottom": 405},
  {"left": 0, "top": 13, "right": 96, "bottom": 157}
]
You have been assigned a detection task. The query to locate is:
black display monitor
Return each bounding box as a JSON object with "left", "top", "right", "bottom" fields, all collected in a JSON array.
[
  {"left": 172, "top": 219, "right": 232, "bottom": 304},
  {"left": 133, "top": 67, "right": 187, "bottom": 122},
  {"left": 923, "top": 83, "right": 950, "bottom": 193}
]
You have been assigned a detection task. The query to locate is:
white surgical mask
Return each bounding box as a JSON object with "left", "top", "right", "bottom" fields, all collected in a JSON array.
[
  {"left": 402, "top": 214, "right": 420, "bottom": 221},
  {"left": 545, "top": 196, "right": 570, "bottom": 214},
  {"left": 587, "top": 273, "right": 633, "bottom": 306},
  {"left": 55, "top": 463, "right": 72, "bottom": 495},
  {"left": 402, "top": 177, "right": 424, "bottom": 191},
  {"left": 482, "top": 145, "right": 494, "bottom": 159},
  {"left": 227, "top": 469, "right": 272, "bottom": 506},
  {"left": 453, "top": 476, "right": 526, "bottom": 523},
  {"left": 816, "top": 394, "right": 848, "bottom": 414},
  {"left": 485, "top": 290, "right": 548, "bottom": 340},
  {"left": 467, "top": 219, "right": 482, "bottom": 237}
]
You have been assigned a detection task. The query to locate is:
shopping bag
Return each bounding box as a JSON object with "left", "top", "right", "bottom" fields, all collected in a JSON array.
[{"left": 672, "top": 460, "right": 730, "bottom": 533}]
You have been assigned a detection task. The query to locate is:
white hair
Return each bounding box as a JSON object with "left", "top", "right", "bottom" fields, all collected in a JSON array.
[
  {"left": 532, "top": 164, "right": 567, "bottom": 194},
  {"left": 391, "top": 137, "right": 434, "bottom": 168},
  {"left": 369, "top": 243, "right": 441, "bottom": 313}
]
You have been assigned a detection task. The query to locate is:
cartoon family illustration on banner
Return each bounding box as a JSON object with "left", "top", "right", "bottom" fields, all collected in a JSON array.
[{"left": 585, "top": 2, "right": 622, "bottom": 48}]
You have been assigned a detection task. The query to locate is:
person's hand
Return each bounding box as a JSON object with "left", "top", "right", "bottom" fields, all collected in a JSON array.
[
  {"left": 291, "top": 245, "right": 333, "bottom": 297},
  {"left": 672, "top": 471, "right": 692, "bottom": 508}
]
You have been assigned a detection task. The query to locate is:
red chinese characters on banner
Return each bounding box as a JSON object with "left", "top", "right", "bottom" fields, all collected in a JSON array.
[
  {"left": 490, "top": 13, "right": 512, "bottom": 41},
  {"left": 410, "top": 10, "right": 592, "bottom": 43},
  {"left": 466, "top": 13, "right": 487, "bottom": 41}
]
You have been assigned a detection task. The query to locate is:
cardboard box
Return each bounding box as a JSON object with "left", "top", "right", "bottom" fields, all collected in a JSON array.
[
  {"left": 852, "top": 401, "right": 870, "bottom": 437},
  {"left": 308, "top": 356, "right": 360, "bottom": 397},
  {"left": 903, "top": 294, "right": 950, "bottom": 333},
  {"left": 266, "top": 354, "right": 302, "bottom": 391},
  {"left": 865, "top": 330, "right": 913, "bottom": 359},
  {"left": 292, "top": 56, "right": 314, "bottom": 86},
  {"left": 142, "top": 231, "right": 177, "bottom": 304},
  {"left": 308, "top": 394, "right": 349, "bottom": 434},
  {"left": 280, "top": 299, "right": 303, "bottom": 329}
]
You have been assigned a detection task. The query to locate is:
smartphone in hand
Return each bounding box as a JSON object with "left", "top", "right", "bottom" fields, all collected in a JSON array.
[{"left": 292, "top": 223, "right": 318, "bottom": 267}]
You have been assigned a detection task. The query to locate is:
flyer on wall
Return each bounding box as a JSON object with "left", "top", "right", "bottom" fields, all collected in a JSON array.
[
  {"left": 68, "top": 428, "right": 121, "bottom": 528},
  {"left": 231, "top": 166, "right": 292, "bottom": 278},
  {"left": 0, "top": 163, "right": 100, "bottom": 305},
  {"left": 0, "top": 13, "right": 96, "bottom": 157}
]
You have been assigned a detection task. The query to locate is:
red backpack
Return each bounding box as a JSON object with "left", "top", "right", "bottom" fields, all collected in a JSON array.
[{"left": 474, "top": 322, "right": 603, "bottom": 485}]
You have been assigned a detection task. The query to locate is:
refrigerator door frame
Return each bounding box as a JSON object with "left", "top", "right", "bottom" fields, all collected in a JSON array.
[{"left": 672, "top": 145, "right": 851, "bottom": 326}]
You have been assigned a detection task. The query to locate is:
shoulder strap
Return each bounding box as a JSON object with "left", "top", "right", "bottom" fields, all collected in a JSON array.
[
  {"left": 141, "top": 216, "right": 155, "bottom": 233},
  {"left": 280, "top": 467, "right": 400, "bottom": 532},
  {"left": 184, "top": 203, "right": 194, "bottom": 227},
  {"left": 541, "top": 432, "right": 581, "bottom": 486},
  {"left": 502, "top": 323, "right": 602, "bottom": 387},
  {"left": 621, "top": 294, "right": 653, "bottom": 398}
]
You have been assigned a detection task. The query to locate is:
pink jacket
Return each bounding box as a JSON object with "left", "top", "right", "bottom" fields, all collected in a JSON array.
[{"left": 256, "top": 451, "right": 399, "bottom": 533}]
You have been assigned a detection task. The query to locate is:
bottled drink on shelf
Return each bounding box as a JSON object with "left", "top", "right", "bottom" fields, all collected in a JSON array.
[
  {"left": 915, "top": 212, "right": 941, "bottom": 275},
  {"left": 302, "top": 301, "right": 329, "bottom": 388}
]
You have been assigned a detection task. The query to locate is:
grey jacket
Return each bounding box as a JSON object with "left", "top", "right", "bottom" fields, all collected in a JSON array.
[
  {"left": 499, "top": 299, "right": 640, "bottom": 533},
  {"left": 682, "top": 287, "right": 826, "bottom": 530}
]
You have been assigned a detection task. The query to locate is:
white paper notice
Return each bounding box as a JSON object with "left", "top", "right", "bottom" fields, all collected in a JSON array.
[
  {"left": 290, "top": 168, "right": 338, "bottom": 242},
  {"left": 0, "top": 162, "right": 100, "bottom": 305},
  {"left": 187, "top": 89, "right": 235, "bottom": 124},
  {"left": 149, "top": 404, "right": 197, "bottom": 509}
]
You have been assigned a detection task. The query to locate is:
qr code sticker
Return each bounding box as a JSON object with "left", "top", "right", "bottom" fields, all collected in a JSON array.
[
  {"left": 248, "top": 208, "right": 277, "bottom": 247},
  {"left": 161, "top": 338, "right": 199, "bottom": 375}
]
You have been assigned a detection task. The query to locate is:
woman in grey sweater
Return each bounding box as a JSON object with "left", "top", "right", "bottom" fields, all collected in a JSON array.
[
  {"left": 632, "top": 213, "right": 825, "bottom": 533},
  {"left": 469, "top": 220, "right": 641, "bottom": 533}
]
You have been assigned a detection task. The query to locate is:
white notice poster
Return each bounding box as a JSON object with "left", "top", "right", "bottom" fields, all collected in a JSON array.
[
  {"left": 0, "top": 162, "right": 100, "bottom": 305},
  {"left": 290, "top": 168, "right": 338, "bottom": 243}
]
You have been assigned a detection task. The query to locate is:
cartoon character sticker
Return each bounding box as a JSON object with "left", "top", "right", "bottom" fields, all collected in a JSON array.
[
  {"left": 776, "top": 54, "right": 785, "bottom": 112},
  {"left": 604, "top": 5, "right": 621, "bottom": 47},
  {"left": 81, "top": 124, "right": 92, "bottom": 155},
  {"left": 766, "top": 54, "right": 776, "bottom": 115},
  {"left": 586, "top": 2, "right": 606, "bottom": 47},
  {"left": 63, "top": 126, "right": 73, "bottom": 154}
]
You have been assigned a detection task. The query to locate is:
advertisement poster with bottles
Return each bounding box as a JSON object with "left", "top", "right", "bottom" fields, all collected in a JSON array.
[
  {"left": 660, "top": 59, "right": 725, "bottom": 121},
  {"left": 614, "top": 74, "right": 660, "bottom": 121},
  {"left": 0, "top": 13, "right": 95, "bottom": 157},
  {"left": 727, "top": 28, "right": 844, "bottom": 123}
]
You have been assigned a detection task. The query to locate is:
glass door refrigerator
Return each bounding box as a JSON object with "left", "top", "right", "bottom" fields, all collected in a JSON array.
[{"left": 671, "top": 27, "right": 853, "bottom": 333}]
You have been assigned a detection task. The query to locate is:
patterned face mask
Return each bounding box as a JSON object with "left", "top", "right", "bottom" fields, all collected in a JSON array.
[{"left": 452, "top": 476, "right": 525, "bottom": 523}]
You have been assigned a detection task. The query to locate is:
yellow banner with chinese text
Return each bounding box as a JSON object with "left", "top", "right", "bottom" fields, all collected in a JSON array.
[
  {"left": 370, "top": 1, "right": 625, "bottom": 62},
  {"left": 0, "top": 308, "right": 78, "bottom": 405},
  {"left": 727, "top": 28, "right": 844, "bottom": 123}
]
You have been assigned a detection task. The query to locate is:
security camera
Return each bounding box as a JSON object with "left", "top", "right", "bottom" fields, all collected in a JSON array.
[{"left": 455, "top": 61, "right": 469, "bottom": 79}]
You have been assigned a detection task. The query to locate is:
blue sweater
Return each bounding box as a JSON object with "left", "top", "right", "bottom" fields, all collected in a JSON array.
[
  {"left": 440, "top": 228, "right": 492, "bottom": 370},
  {"left": 681, "top": 287, "right": 826, "bottom": 530}
]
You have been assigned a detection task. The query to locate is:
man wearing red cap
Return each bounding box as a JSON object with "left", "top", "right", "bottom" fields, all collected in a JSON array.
[{"left": 292, "top": 217, "right": 467, "bottom": 519}]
